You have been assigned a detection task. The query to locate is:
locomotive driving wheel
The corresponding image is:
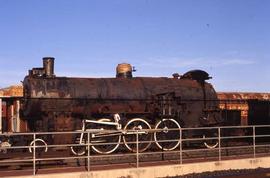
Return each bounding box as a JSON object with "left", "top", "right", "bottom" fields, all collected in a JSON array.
[
  {"left": 203, "top": 131, "right": 219, "bottom": 149},
  {"left": 71, "top": 118, "right": 121, "bottom": 155},
  {"left": 70, "top": 120, "right": 88, "bottom": 156},
  {"left": 123, "top": 118, "right": 152, "bottom": 152},
  {"left": 91, "top": 118, "right": 121, "bottom": 154},
  {"left": 154, "top": 119, "right": 181, "bottom": 151},
  {"left": 70, "top": 135, "right": 87, "bottom": 156}
]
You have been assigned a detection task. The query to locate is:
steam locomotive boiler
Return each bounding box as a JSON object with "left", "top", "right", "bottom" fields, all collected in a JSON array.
[{"left": 22, "top": 57, "right": 222, "bottom": 155}]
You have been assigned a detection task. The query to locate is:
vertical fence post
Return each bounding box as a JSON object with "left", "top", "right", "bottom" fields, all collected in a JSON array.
[
  {"left": 15, "top": 100, "right": 20, "bottom": 132},
  {"left": 33, "top": 133, "right": 36, "bottom": 175},
  {"left": 136, "top": 130, "right": 139, "bottom": 168},
  {"left": 0, "top": 98, "right": 2, "bottom": 133},
  {"left": 87, "top": 131, "right": 90, "bottom": 171},
  {"left": 10, "top": 105, "right": 14, "bottom": 132},
  {"left": 179, "top": 127, "right": 182, "bottom": 164},
  {"left": 218, "top": 127, "right": 221, "bottom": 161},
  {"left": 253, "top": 126, "right": 256, "bottom": 158}
]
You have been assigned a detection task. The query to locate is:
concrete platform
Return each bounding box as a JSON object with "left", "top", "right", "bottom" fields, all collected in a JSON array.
[{"left": 3, "top": 156, "right": 270, "bottom": 178}]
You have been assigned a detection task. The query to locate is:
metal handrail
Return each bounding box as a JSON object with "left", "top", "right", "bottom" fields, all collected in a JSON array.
[{"left": 1, "top": 125, "right": 270, "bottom": 175}]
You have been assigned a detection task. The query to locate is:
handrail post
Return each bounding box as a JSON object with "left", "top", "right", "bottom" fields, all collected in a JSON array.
[
  {"left": 33, "top": 133, "right": 36, "bottom": 175},
  {"left": 0, "top": 98, "right": 2, "bottom": 133},
  {"left": 179, "top": 127, "right": 182, "bottom": 164},
  {"left": 87, "top": 131, "right": 90, "bottom": 171},
  {"left": 253, "top": 126, "right": 256, "bottom": 158},
  {"left": 218, "top": 127, "right": 221, "bottom": 161},
  {"left": 136, "top": 130, "right": 139, "bottom": 168}
]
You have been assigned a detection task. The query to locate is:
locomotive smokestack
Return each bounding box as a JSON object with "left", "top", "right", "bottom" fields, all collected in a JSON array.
[
  {"left": 116, "top": 63, "right": 133, "bottom": 78},
  {"left": 43, "top": 57, "right": 55, "bottom": 77}
]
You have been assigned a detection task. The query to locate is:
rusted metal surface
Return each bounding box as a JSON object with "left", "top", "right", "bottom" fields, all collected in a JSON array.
[
  {"left": 0, "top": 98, "right": 26, "bottom": 133},
  {"left": 0, "top": 86, "right": 25, "bottom": 133},
  {"left": 43, "top": 57, "right": 55, "bottom": 77},
  {"left": 217, "top": 92, "right": 270, "bottom": 100},
  {"left": 0, "top": 85, "right": 23, "bottom": 97},
  {"left": 217, "top": 92, "right": 270, "bottom": 126}
]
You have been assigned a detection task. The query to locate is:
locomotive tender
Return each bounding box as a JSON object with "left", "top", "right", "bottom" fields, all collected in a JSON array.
[{"left": 22, "top": 57, "right": 222, "bottom": 154}]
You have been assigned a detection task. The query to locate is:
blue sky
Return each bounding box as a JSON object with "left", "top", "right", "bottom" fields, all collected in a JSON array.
[{"left": 0, "top": 0, "right": 269, "bottom": 92}]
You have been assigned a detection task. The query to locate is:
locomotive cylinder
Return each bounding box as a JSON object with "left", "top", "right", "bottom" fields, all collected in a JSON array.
[{"left": 43, "top": 57, "right": 55, "bottom": 77}]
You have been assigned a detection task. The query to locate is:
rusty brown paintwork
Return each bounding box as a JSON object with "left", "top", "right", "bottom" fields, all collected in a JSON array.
[
  {"left": 217, "top": 92, "right": 270, "bottom": 125},
  {"left": 217, "top": 92, "right": 270, "bottom": 101},
  {"left": 0, "top": 85, "right": 23, "bottom": 97}
]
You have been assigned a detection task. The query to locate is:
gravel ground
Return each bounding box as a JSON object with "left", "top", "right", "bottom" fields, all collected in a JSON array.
[{"left": 164, "top": 168, "right": 270, "bottom": 178}]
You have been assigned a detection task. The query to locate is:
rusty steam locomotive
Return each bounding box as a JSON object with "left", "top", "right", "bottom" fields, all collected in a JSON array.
[{"left": 21, "top": 57, "right": 222, "bottom": 155}]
